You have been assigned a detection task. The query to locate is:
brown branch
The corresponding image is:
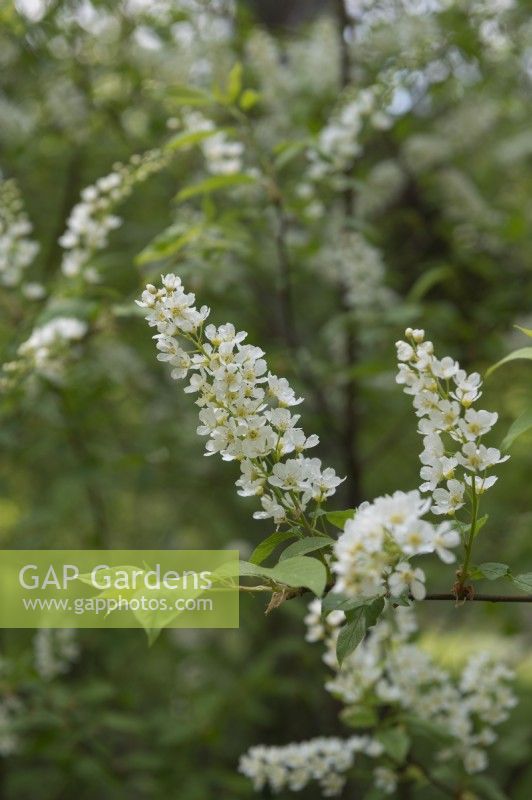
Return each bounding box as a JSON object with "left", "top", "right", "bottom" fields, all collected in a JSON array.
[{"left": 423, "top": 593, "right": 532, "bottom": 603}]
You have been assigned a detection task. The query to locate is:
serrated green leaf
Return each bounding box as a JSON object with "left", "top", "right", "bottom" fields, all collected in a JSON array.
[
  {"left": 321, "top": 592, "right": 371, "bottom": 613},
  {"left": 176, "top": 173, "right": 255, "bottom": 202},
  {"left": 476, "top": 562, "right": 509, "bottom": 580},
  {"left": 376, "top": 727, "right": 410, "bottom": 764},
  {"left": 336, "top": 606, "right": 367, "bottom": 665},
  {"left": 511, "top": 573, "right": 532, "bottom": 593},
  {"left": 326, "top": 509, "right": 355, "bottom": 529},
  {"left": 269, "top": 556, "right": 327, "bottom": 597},
  {"left": 501, "top": 408, "right": 532, "bottom": 451},
  {"left": 486, "top": 347, "right": 532, "bottom": 377},
  {"left": 279, "top": 535, "right": 333, "bottom": 561},
  {"left": 249, "top": 531, "right": 296, "bottom": 566},
  {"left": 336, "top": 598, "right": 384, "bottom": 665}
]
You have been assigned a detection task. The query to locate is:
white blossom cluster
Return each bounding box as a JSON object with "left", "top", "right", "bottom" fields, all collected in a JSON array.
[
  {"left": 307, "top": 603, "right": 516, "bottom": 783},
  {"left": 307, "top": 88, "right": 391, "bottom": 183},
  {"left": 33, "top": 629, "right": 80, "bottom": 681},
  {"left": 0, "top": 178, "right": 40, "bottom": 288},
  {"left": 396, "top": 328, "right": 509, "bottom": 516},
  {"left": 0, "top": 697, "right": 21, "bottom": 757},
  {"left": 138, "top": 274, "right": 344, "bottom": 526},
  {"left": 59, "top": 148, "right": 171, "bottom": 281},
  {"left": 2, "top": 316, "right": 88, "bottom": 387},
  {"left": 179, "top": 110, "right": 244, "bottom": 175},
  {"left": 332, "top": 490, "right": 460, "bottom": 601},
  {"left": 319, "top": 231, "right": 394, "bottom": 314},
  {"left": 239, "top": 734, "right": 384, "bottom": 797}
]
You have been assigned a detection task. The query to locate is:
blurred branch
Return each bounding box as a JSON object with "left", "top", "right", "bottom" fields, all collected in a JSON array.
[{"left": 335, "top": 0, "right": 362, "bottom": 507}]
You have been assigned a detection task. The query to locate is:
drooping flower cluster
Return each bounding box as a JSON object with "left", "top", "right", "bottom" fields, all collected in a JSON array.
[
  {"left": 138, "top": 275, "right": 343, "bottom": 525},
  {"left": 1, "top": 316, "right": 87, "bottom": 388},
  {"left": 319, "top": 230, "right": 394, "bottom": 315},
  {"left": 33, "top": 629, "right": 79, "bottom": 681},
  {"left": 0, "top": 177, "right": 40, "bottom": 288},
  {"left": 178, "top": 110, "right": 244, "bottom": 175},
  {"left": 59, "top": 148, "right": 171, "bottom": 281},
  {"left": 306, "top": 602, "right": 517, "bottom": 786},
  {"left": 396, "top": 328, "right": 509, "bottom": 516},
  {"left": 331, "top": 490, "right": 459, "bottom": 601},
  {"left": 307, "top": 88, "right": 391, "bottom": 183},
  {"left": 239, "top": 735, "right": 385, "bottom": 797}
]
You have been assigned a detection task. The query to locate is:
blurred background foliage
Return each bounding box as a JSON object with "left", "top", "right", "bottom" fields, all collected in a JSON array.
[{"left": 0, "top": 0, "right": 531, "bottom": 797}]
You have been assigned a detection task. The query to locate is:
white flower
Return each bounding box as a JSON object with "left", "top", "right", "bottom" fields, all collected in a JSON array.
[
  {"left": 388, "top": 562, "right": 426, "bottom": 600},
  {"left": 458, "top": 409, "right": 498, "bottom": 441},
  {"left": 431, "top": 479, "right": 465, "bottom": 515}
]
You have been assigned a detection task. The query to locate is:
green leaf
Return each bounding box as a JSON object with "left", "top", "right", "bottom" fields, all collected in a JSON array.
[
  {"left": 226, "top": 62, "right": 243, "bottom": 104},
  {"left": 376, "top": 727, "right": 411, "bottom": 764},
  {"left": 510, "top": 573, "right": 532, "bottom": 593},
  {"left": 515, "top": 325, "right": 532, "bottom": 338},
  {"left": 400, "top": 715, "right": 454, "bottom": 743},
  {"left": 269, "top": 556, "right": 327, "bottom": 598},
  {"left": 136, "top": 224, "right": 203, "bottom": 264},
  {"left": 239, "top": 88, "right": 260, "bottom": 111},
  {"left": 326, "top": 509, "right": 355, "bottom": 529},
  {"left": 168, "top": 85, "right": 212, "bottom": 106},
  {"left": 473, "top": 514, "right": 489, "bottom": 539},
  {"left": 279, "top": 535, "right": 333, "bottom": 561},
  {"left": 486, "top": 347, "right": 532, "bottom": 377},
  {"left": 336, "top": 607, "right": 367, "bottom": 665},
  {"left": 336, "top": 598, "right": 384, "bottom": 665},
  {"left": 364, "top": 597, "right": 385, "bottom": 627},
  {"left": 475, "top": 562, "right": 509, "bottom": 581},
  {"left": 340, "top": 706, "right": 378, "bottom": 729},
  {"left": 407, "top": 265, "right": 452, "bottom": 302},
  {"left": 249, "top": 531, "right": 296, "bottom": 566},
  {"left": 322, "top": 592, "right": 371, "bottom": 614},
  {"left": 501, "top": 408, "right": 532, "bottom": 451},
  {"left": 175, "top": 173, "right": 256, "bottom": 202},
  {"left": 166, "top": 128, "right": 222, "bottom": 152},
  {"left": 469, "top": 775, "right": 509, "bottom": 800}
]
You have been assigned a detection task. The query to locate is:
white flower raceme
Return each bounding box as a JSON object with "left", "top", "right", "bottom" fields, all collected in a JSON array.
[
  {"left": 318, "top": 230, "right": 395, "bottom": 315},
  {"left": 239, "top": 735, "right": 384, "bottom": 797},
  {"left": 0, "top": 178, "right": 40, "bottom": 287},
  {"left": 307, "top": 87, "right": 391, "bottom": 182},
  {"left": 179, "top": 110, "right": 245, "bottom": 175},
  {"left": 331, "top": 490, "right": 459, "bottom": 601},
  {"left": 1, "top": 316, "right": 88, "bottom": 388},
  {"left": 307, "top": 603, "right": 516, "bottom": 783},
  {"left": 138, "top": 275, "right": 343, "bottom": 525},
  {"left": 33, "top": 629, "right": 79, "bottom": 681},
  {"left": 59, "top": 148, "right": 171, "bottom": 281},
  {"left": 396, "top": 328, "right": 509, "bottom": 516}
]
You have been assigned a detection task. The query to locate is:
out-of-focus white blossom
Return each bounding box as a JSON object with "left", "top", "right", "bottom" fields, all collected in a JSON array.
[
  {"left": 59, "top": 148, "right": 171, "bottom": 281},
  {"left": 2, "top": 316, "right": 88, "bottom": 388},
  {"left": 34, "top": 629, "right": 80, "bottom": 681},
  {"left": 0, "top": 178, "right": 40, "bottom": 287}
]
